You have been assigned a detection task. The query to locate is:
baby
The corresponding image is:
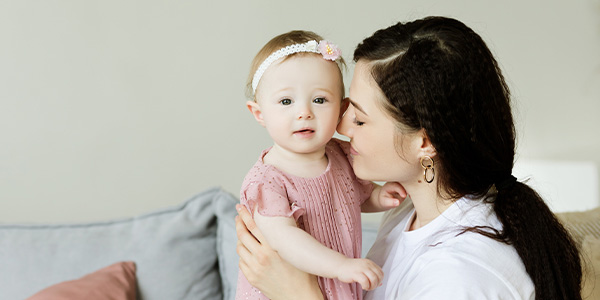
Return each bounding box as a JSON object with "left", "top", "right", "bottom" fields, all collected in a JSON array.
[{"left": 236, "top": 30, "right": 404, "bottom": 300}]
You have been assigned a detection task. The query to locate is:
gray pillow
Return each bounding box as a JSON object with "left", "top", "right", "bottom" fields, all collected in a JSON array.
[
  {"left": 0, "top": 187, "right": 236, "bottom": 300},
  {"left": 215, "top": 189, "right": 240, "bottom": 300}
]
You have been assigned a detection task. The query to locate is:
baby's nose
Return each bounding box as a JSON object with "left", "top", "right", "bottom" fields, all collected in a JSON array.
[{"left": 297, "top": 108, "right": 314, "bottom": 120}]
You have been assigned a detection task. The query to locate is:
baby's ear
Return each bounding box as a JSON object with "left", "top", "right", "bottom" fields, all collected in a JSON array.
[
  {"left": 246, "top": 101, "right": 265, "bottom": 127},
  {"left": 339, "top": 97, "right": 350, "bottom": 120}
]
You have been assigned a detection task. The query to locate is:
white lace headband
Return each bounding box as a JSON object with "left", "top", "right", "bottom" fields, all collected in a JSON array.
[{"left": 251, "top": 40, "right": 342, "bottom": 94}]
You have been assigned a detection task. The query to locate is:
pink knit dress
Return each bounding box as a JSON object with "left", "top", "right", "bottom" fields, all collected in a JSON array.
[{"left": 236, "top": 138, "right": 374, "bottom": 300}]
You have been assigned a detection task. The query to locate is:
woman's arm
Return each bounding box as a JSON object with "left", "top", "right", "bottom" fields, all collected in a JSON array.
[
  {"left": 236, "top": 205, "right": 324, "bottom": 300},
  {"left": 361, "top": 182, "right": 407, "bottom": 212}
]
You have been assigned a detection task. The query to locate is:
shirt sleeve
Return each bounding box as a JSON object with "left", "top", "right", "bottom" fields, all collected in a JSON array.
[{"left": 240, "top": 175, "right": 305, "bottom": 221}]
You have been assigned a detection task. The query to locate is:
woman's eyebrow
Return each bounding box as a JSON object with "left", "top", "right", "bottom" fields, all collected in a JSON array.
[{"left": 349, "top": 99, "right": 368, "bottom": 115}]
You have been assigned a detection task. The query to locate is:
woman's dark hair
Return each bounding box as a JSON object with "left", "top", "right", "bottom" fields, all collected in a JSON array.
[{"left": 354, "top": 16, "right": 582, "bottom": 299}]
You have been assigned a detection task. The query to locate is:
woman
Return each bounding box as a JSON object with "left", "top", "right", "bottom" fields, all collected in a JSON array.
[{"left": 236, "top": 16, "right": 582, "bottom": 299}]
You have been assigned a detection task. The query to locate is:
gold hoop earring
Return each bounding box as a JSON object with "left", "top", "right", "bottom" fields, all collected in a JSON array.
[{"left": 420, "top": 156, "right": 435, "bottom": 183}]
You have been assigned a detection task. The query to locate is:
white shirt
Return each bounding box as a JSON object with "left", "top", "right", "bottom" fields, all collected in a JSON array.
[{"left": 364, "top": 197, "right": 534, "bottom": 300}]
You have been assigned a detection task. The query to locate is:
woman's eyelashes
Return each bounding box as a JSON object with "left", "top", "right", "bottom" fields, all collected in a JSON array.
[{"left": 353, "top": 117, "right": 365, "bottom": 126}]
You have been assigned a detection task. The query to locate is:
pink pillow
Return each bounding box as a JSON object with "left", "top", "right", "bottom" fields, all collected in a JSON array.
[{"left": 27, "top": 261, "right": 137, "bottom": 300}]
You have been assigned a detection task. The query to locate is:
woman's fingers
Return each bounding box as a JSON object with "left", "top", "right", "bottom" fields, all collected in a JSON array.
[
  {"left": 236, "top": 237, "right": 252, "bottom": 263},
  {"left": 238, "top": 258, "right": 257, "bottom": 284},
  {"left": 236, "top": 204, "right": 268, "bottom": 244},
  {"left": 235, "top": 214, "right": 262, "bottom": 255},
  {"left": 236, "top": 220, "right": 269, "bottom": 285},
  {"left": 235, "top": 205, "right": 275, "bottom": 263}
]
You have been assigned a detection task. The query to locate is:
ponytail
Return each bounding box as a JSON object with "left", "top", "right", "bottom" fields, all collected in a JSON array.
[
  {"left": 460, "top": 180, "right": 582, "bottom": 299},
  {"left": 462, "top": 181, "right": 583, "bottom": 299},
  {"left": 492, "top": 182, "right": 582, "bottom": 299}
]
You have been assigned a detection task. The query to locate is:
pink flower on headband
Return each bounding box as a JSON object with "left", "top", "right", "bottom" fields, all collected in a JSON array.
[{"left": 318, "top": 40, "right": 341, "bottom": 61}]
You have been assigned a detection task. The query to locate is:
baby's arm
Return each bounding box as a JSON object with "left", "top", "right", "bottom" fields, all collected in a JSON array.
[
  {"left": 361, "top": 182, "right": 407, "bottom": 213},
  {"left": 253, "top": 212, "right": 383, "bottom": 291}
]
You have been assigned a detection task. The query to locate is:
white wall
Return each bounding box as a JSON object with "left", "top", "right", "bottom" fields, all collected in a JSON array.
[{"left": 1, "top": 0, "right": 599, "bottom": 223}]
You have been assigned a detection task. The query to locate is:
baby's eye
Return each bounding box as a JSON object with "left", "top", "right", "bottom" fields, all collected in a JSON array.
[
  {"left": 280, "top": 99, "right": 292, "bottom": 105},
  {"left": 313, "top": 97, "right": 326, "bottom": 104}
]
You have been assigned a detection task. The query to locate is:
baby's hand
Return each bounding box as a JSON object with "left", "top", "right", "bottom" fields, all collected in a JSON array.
[
  {"left": 336, "top": 258, "right": 383, "bottom": 291},
  {"left": 378, "top": 182, "right": 407, "bottom": 210}
]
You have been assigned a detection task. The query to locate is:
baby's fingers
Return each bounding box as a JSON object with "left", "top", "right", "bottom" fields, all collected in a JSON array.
[
  {"left": 361, "top": 261, "right": 383, "bottom": 290},
  {"left": 362, "top": 268, "right": 383, "bottom": 290},
  {"left": 354, "top": 274, "right": 373, "bottom": 291},
  {"left": 380, "top": 196, "right": 401, "bottom": 208},
  {"left": 384, "top": 181, "right": 407, "bottom": 199}
]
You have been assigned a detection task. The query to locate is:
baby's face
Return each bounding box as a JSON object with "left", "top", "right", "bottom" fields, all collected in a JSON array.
[{"left": 255, "top": 54, "right": 344, "bottom": 156}]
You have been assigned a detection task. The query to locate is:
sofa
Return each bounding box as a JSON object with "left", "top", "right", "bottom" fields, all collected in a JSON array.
[
  {"left": 1, "top": 187, "right": 241, "bottom": 300},
  {"left": 1, "top": 187, "right": 598, "bottom": 299},
  {"left": 557, "top": 208, "right": 600, "bottom": 300}
]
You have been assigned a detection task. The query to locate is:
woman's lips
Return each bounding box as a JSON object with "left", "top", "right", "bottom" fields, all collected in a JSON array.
[{"left": 350, "top": 145, "right": 359, "bottom": 155}]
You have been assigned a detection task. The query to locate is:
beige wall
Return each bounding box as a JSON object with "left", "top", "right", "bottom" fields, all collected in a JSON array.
[{"left": 1, "top": 0, "right": 599, "bottom": 223}]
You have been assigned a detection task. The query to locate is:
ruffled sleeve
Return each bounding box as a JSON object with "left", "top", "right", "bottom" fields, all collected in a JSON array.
[{"left": 240, "top": 173, "right": 305, "bottom": 221}]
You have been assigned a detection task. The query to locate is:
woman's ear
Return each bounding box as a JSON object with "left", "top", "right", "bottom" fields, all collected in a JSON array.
[
  {"left": 417, "top": 128, "right": 437, "bottom": 158},
  {"left": 246, "top": 100, "right": 265, "bottom": 127}
]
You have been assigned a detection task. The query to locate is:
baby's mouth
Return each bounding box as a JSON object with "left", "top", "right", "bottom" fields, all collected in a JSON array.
[
  {"left": 294, "top": 128, "right": 315, "bottom": 135},
  {"left": 294, "top": 128, "right": 315, "bottom": 134}
]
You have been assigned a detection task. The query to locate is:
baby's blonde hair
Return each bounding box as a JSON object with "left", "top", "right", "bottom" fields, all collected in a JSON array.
[{"left": 245, "top": 30, "right": 346, "bottom": 100}]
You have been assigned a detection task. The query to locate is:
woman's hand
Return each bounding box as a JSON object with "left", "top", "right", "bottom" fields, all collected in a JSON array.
[{"left": 235, "top": 205, "right": 324, "bottom": 300}]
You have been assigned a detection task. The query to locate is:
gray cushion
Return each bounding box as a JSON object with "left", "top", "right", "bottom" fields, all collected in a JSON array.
[
  {"left": 0, "top": 187, "right": 237, "bottom": 300},
  {"left": 215, "top": 190, "right": 240, "bottom": 300}
]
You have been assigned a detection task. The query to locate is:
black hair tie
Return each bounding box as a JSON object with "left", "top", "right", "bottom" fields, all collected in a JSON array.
[{"left": 496, "top": 174, "right": 517, "bottom": 191}]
